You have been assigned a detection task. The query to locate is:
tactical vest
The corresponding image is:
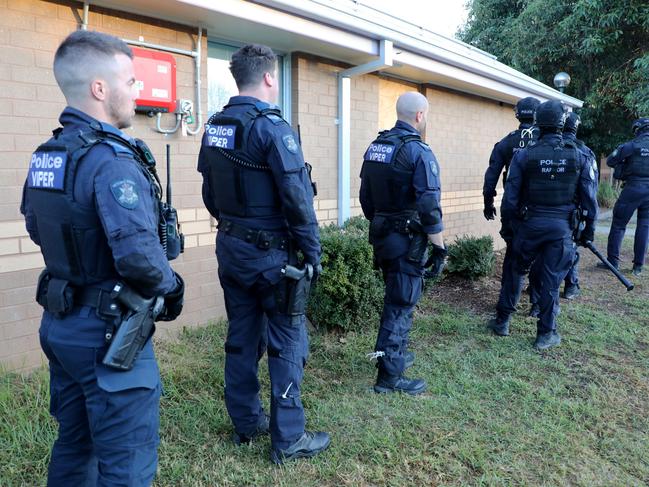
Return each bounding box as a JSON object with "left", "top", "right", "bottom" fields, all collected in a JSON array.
[
  {"left": 361, "top": 131, "right": 421, "bottom": 214},
  {"left": 624, "top": 133, "right": 649, "bottom": 179},
  {"left": 25, "top": 128, "right": 123, "bottom": 287},
  {"left": 523, "top": 140, "right": 579, "bottom": 206},
  {"left": 202, "top": 103, "right": 282, "bottom": 217},
  {"left": 503, "top": 126, "right": 538, "bottom": 183}
]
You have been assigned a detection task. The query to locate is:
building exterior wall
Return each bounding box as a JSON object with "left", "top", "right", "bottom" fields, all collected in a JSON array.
[{"left": 1, "top": 1, "right": 521, "bottom": 370}]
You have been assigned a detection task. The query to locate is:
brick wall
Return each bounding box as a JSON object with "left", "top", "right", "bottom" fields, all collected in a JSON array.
[{"left": 0, "top": 0, "right": 221, "bottom": 370}]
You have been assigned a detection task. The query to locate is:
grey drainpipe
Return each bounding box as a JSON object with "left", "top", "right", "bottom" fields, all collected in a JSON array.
[{"left": 337, "top": 39, "right": 393, "bottom": 225}]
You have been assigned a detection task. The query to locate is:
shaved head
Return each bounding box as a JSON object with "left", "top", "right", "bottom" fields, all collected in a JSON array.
[
  {"left": 53, "top": 30, "right": 133, "bottom": 106},
  {"left": 396, "top": 91, "right": 429, "bottom": 133}
]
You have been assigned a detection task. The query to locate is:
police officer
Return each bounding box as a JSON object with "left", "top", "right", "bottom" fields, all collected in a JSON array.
[
  {"left": 197, "top": 44, "right": 329, "bottom": 465},
  {"left": 491, "top": 100, "right": 598, "bottom": 349},
  {"left": 360, "top": 91, "right": 444, "bottom": 395},
  {"left": 20, "top": 31, "right": 184, "bottom": 485},
  {"left": 528, "top": 112, "right": 596, "bottom": 314},
  {"left": 484, "top": 97, "right": 540, "bottom": 332},
  {"left": 602, "top": 117, "right": 649, "bottom": 275}
]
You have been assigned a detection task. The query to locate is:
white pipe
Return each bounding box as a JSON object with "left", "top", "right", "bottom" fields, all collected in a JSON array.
[
  {"left": 336, "top": 39, "right": 393, "bottom": 226},
  {"left": 82, "top": 1, "right": 89, "bottom": 30},
  {"left": 186, "top": 27, "right": 203, "bottom": 136},
  {"left": 156, "top": 112, "right": 182, "bottom": 134}
]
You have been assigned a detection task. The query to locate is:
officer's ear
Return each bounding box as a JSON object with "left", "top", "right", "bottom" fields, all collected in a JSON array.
[{"left": 90, "top": 78, "right": 108, "bottom": 102}]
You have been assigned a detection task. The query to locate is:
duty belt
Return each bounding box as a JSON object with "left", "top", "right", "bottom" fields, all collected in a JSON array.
[{"left": 217, "top": 220, "right": 289, "bottom": 250}]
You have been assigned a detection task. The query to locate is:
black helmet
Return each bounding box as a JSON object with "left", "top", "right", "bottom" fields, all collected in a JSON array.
[
  {"left": 534, "top": 100, "right": 567, "bottom": 130},
  {"left": 515, "top": 97, "right": 541, "bottom": 121},
  {"left": 632, "top": 117, "right": 649, "bottom": 135},
  {"left": 563, "top": 112, "right": 581, "bottom": 134}
]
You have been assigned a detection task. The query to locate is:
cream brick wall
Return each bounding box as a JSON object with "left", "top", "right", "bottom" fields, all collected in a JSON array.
[{"left": 0, "top": 0, "right": 221, "bottom": 370}]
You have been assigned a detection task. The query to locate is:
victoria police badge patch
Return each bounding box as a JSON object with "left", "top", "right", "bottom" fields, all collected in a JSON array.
[
  {"left": 429, "top": 160, "right": 438, "bottom": 176},
  {"left": 282, "top": 134, "right": 298, "bottom": 154},
  {"left": 110, "top": 179, "right": 139, "bottom": 209}
]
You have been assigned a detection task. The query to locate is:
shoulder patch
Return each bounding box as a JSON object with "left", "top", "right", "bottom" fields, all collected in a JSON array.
[
  {"left": 282, "top": 134, "right": 299, "bottom": 154},
  {"left": 429, "top": 159, "right": 438, "bottom": 176},
  {"left": 28, "top": 150, "right": 67, "bottom": 191},
  {"left": 110, "top": 179, "right": 139, "bottom": 209},
  {"left": 203, "top": 124, "right": 236, "bottom": 149}
]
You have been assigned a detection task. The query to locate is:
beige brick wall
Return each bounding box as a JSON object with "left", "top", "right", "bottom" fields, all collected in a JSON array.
[{"left": 0, "top": 0, "right": 220, "bottom": 370}]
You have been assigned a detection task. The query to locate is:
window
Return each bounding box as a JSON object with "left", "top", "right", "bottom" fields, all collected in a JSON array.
[{"left": 207, "top": 41, "right": 290, "bottom": 121}]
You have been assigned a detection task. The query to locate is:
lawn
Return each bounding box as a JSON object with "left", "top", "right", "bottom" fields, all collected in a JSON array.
[{"left": 1, "top": 234, "right": 648, "bottom": 486}]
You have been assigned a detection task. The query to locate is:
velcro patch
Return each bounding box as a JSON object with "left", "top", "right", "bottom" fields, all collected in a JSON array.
[
  {"left": 110, "top": 179, "right": 139, "bottom": 209},
  {"left": 203, "top": 124, "right": 236, "bottom": 149},
  {"left": 28, "top": 151, "right": 67, "bottom": 190},
  {"left": 364, "top": 143, "right": 395, "bottom": 163}
]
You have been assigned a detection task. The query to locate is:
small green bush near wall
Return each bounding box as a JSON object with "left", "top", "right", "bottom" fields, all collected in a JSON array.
[
  {"left": 308, "top": 217, "right": 384, "bottom": 332},
  {"left": 446, "top": 235, "right": 495, "bottom": 279},
  {"left": 597, "top": 180, "right": 620, "bottom": 208}
]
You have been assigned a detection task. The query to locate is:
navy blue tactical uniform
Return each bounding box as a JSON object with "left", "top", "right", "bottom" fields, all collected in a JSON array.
[
  {"left": 529, "top": 115, "right": 597, "bottom": 306},
  {"left": 604, "top": 118, "right": 649, "bottom": 274},
  {"left": 484, "top": 100, "right": 539, "bottom": 324},
  {"left": 497, "top": 102, "right": 598, "bottom": 347},
  {"left": 360, "top": 120, "right": 443, "bottom": 391},
  {"left": 20, "top": 107, "right": 179, "bottom": 485},
  {"left": 197, "top": 96, "right": 322, "bottom": 456}
]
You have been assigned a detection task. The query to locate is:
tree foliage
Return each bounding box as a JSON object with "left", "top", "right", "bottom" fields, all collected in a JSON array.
[{"left": 459, "top": 0, "right": 649, "bottom": 157}]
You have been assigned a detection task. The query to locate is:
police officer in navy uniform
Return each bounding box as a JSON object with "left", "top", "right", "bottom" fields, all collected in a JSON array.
[
  {"left": 20, "top": 31, "right": 183, "bottom": 485},
  {"left": 197, "top": 44, "right": 329, "bottom": 465},
  {"left": 484, "top": 97, "right": 540, "bottom": 334},
  {"left": 601, "top": 117, "right": 649, "bottom": 275},
  {"left": 360, "top": 91, "right": 445, "bottom": 395},
  {"left": 528, "top": 112, "right": 596, "bottom": 315},
  {"left": 491, "top": 100, "right": 598, "bottom": 349}
]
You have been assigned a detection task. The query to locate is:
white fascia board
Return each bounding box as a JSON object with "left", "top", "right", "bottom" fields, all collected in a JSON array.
[
  {"left": 396, "top": 51, "right": 583, "bottom": 108},
  {"left": 253, "top": 0, "right": 583, "bottom": 107}
]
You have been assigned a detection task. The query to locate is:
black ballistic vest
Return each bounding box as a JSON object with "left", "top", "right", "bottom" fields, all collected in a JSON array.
[
  {"left": 524, "top": 140, "right": 579, "bottom": 206},
  {"left": 361, "top": 131, "right": 420, "bottom": 214},
  {"left": 203, "top": 105, "right": 281, "bottom": 217},
  {"left": 25, "top": 129, "right": 120, "bottom": 287},
  {"left": 624, "top": 133, "right": 649, "bottom": 179}
]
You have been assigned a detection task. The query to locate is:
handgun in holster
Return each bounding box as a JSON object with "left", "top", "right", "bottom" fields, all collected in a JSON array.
[
  {"left": 405, "top": 219, "right": 427, "bottom": 264},
  {"left": 274, "top": 263, "right": 314, "bottom": 324},
  {"left": 102, "top": 283, "right": 164, "bottom": 371}
]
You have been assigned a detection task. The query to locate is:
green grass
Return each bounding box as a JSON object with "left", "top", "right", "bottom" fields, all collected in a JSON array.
[{"left": 1, "top": 237, "right": 648, "bottom": 485}]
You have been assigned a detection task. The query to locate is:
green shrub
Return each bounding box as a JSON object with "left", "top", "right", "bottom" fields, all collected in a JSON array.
[
  {"left": 308, "top": 216, "right": 383, "bottom": 332},
  {"left": 597, "top": 180, "right": 620, "bottom": 208},
  {"left": 446, "top": 235, "right": 495, "bottom": 279}
]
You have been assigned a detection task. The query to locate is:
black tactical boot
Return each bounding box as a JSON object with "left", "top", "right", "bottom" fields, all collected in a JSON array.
[
  {"left": 374, "top": 371, "right": 426, "bottom": 395},
  {"left": 270, "top": 431, "right": 331, "bottom": 465},
  {"left": 487, "top": 316, "right": 510, "bottom": 336},
  {"left": 528, "top": 303, "right": 540, "bottom": 318},
  {"left": 533, "top": 331, "right": 561, "bottom": 350},
  {"left": 632, "top": 264, "right": 643, "bottom": 276},
  {"left": 232, "top": 413, "right": 270, "bottom": 446},
  {"left": 562, "top": 284, "right": 580, "bottom": 300}
]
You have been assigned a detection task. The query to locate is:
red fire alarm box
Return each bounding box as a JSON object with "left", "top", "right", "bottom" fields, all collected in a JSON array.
[{"left": 132, "top": 46, "right": 177, "bottom": 114}]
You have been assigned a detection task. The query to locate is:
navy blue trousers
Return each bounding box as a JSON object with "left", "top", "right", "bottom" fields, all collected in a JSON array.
[
  {"left": 373, "top": 233, "right": 424, "bottom": 378},
  {"left": 498, "top": 218, "right": 575, "bottom": 334},
  {"left": 607, "top": 181, "right": 649, "bottom": 267},
  {"left": 40, "top": 310, "right": 161, "bottom": 486},
  {"left": 216, "top": 233, "right": 308, "bottom": 450}
]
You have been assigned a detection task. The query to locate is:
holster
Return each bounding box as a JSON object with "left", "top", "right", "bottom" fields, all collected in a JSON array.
[
  {"left": 405, "top": 224, "right": 427, "bottom": 264},
  {"left": 274, "top": 264, "right": 313, "bottom": 321}
]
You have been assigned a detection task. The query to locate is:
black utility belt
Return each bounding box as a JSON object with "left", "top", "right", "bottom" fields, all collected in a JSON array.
[
  {"left": 217, "top": 220, "right": 289, "bottom": 250},
  {"left": 36, "top": 271, "right": 121, "bottom": 320}
]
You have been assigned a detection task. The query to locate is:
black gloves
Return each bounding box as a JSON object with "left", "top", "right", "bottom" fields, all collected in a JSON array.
[
  {"left": 579, "top": 223, "right": 595, "bottom": 247},
  {"left": 156, "top": 272, "right": 184, "bottom": 322},
  {"left": 483, "top": 195, "right": 497, "bottom": 221},
  {"left": 424, "top": 244, "right": 448, "bottom": 279}
]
